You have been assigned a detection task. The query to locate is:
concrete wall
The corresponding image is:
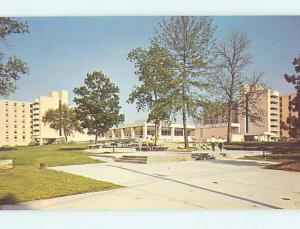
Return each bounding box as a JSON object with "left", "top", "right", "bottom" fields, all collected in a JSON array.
[{"left": 196, "top": 123, "right": 242, "bottom": 142}]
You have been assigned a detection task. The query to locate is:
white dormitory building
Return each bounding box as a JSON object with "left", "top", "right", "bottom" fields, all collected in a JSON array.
[{"left": 0, "top": 90, "right": 94, "bottom": 146}]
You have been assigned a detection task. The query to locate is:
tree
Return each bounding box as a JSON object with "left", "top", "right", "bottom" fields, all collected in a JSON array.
[
  {"left": 212, "top": 32, "right": 266, "bottom": 142},
  {"left": 0, "top": 17, "right": 29, "bottom": 97},
  {"left": 42, "top": 104, "right": 83, "bottom": 142},
  {"left": 127, "top": 42, "right": 175, "bottom": 144},
  {"left": 201, "top": 100, "right": 226, "bottom": 126},
  {"left": 284, "top": 56, "right": 300, "bottom": 139},
  {"left": 73, "top": 71, "right": 124, "bottom": 143},
  {"left": 156, "top": 16, "right": 215, "bottom": 148}
]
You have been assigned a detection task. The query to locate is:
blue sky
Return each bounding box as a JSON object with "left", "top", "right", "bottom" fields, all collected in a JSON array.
[{"left": 2, "top": 16, "right": 300, "bottom": 123}]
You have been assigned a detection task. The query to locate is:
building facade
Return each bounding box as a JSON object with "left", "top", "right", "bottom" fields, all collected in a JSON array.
[
  {"left": 239, "top": 89, "right": 280, "bottom": 141},
  {"left": 107, "top": 119, "right": 196, "bottom": 143},
  {"left": 0, "top": 100, "right": 32, "bottom": 146},
  {"left": 0, "top": 90, "right": 94, "bottom": 146},
  {"left": 197, "top": 89, "right": 281, "bottom": 142}
]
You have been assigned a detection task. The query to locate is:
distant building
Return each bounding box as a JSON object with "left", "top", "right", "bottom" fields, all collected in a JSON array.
[
  {"left": 240, "top": 89, "right": 280, "bottom": 141},
  {"left": 0, "top": 100, "right": 32, "bottom": 146},
  {"left": 0, "top": 90, "right": 94, "bottom": 146},
  {"left": 107, "top": 119, "right": 196, "bottom": 143},
  {"left": 197, "top": 89, "right": 280, "bottom": 142}
]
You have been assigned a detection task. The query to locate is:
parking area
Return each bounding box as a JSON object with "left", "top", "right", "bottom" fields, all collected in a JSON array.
[{"left": 2, "top": 154, "right": 300, "bottom": 209}]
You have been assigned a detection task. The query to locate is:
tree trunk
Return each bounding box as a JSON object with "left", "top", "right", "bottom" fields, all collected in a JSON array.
[
  {"left": 227, "top": 103, "right": 232, "bottom": 143},
  {"left": 154, "top": 122, "right": 158, "bottom": 145},
  {"left": 182, "top": 108, "right": 188, "bottom": 149},
  {"left": 64, "top": 133, "right": 68, "bottom": 143},
  {"left": 95, "top": 134, "right": 98, "bottom": 144}
]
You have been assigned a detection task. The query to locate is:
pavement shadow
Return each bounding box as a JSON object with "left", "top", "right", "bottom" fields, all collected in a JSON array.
[
  {"left": 58, "top": 147, "right": 86, "bottom": 151},
  {"left": 208, "top": 159, "right": 263, "bottom": 167}
]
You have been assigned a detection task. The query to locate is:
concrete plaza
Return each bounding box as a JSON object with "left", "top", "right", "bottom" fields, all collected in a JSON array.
[{"left": 2, "top": 150, "right": 300, "bottom": 209}]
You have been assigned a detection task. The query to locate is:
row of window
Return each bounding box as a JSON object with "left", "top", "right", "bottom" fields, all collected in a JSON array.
[{"left": 5, "top": 102, "right": 26, "bottom": 107}]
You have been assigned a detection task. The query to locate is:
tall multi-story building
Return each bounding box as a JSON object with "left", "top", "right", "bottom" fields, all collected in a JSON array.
[
  {"left": 279, "top": 92, "right": 297, "bottom": 139},
  {"left": 0, "top": 100, "right": 32, "bottom": 146},
  {"left": 239, "top": 89, "right": 280, "bottom": 141},
  {"left": 31, "top": 90, "right": 68, "bottom": 144},
  {"left": 0, "top": 90, "right": 94, "bottom": 146},
  {"left": 197, "top": 89, "right": 280, "bottom": 142}
]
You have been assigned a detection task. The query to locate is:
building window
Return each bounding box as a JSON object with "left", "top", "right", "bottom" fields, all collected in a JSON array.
[
  {"left": 133, "top": 127, "right": 143, "bottom": 137},
  {"left": 161, "top": 127, "right": 171, "bottom": 136},
  {"left": 187, "top": 129, "right": 195, "bottom": 136},
  {"left": 147, "top": 126, "right": 156, "bottom": 136},
  {"left": 175, "top": 128, "right": 183, "bottom": 136}
]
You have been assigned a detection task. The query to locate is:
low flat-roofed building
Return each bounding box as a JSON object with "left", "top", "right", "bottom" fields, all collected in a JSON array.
[
  {"left": 196, "top": 123, "right": 243, "bottom": 142},
  {"left": 108, "top": 119, "right": 196, "bottom": 143}
]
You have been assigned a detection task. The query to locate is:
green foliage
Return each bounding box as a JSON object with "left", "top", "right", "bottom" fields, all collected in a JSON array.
[
  {"left": 42, "top": 104, "right": 83, "bottom": 142},
  {"left": 0, "top": 17, "right": 29, "bottom": 97},
  {"left": 73, "top": 71, "right": 124, "bottom": 142},
  {"left": 155, "top": 16, "right": 216, "bottom": 148},
  {"left": 127, "top": 42, "right": 175, "bottom": 142},
  {"left": 284, "top": 56, "right": 300, "bottom": 139}
]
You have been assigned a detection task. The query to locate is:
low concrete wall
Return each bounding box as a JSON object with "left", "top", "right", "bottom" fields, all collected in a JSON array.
[{"left": 0, "top": 159, "right": 13, "bottom": 170}]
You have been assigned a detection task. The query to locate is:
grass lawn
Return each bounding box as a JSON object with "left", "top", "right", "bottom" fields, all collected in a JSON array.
[{"left": 0, "top": 143, "right": 121, "bottom": 205}]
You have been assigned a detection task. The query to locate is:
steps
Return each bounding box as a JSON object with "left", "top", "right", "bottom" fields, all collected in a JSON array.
[{"left": 115, "top": 155, "right": 148, "bottom": 164}]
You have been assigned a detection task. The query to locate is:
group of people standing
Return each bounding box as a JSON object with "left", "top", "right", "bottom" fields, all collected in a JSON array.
[
  {"left": 138, "top": 136, "right": 154, "bottom": 151},
  {"left": 210, "top": 135, "right": 224, "bottom": 152}
]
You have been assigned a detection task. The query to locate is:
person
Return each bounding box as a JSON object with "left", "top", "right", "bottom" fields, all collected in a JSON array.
[
  {"left": 138, "top": 137, "right": 143, "bottom": 151},
  {"left": 218, "top": 137, "right": 224, "bottom": 152},
  {"left": 211, "top": 135, "right": 216, "bottom": 152},
  {"left": 149, "top": 136, "right": 154, "bottom": 151},
  {"left": 145, "top": 137, "right": 149, "bottom": 151}
]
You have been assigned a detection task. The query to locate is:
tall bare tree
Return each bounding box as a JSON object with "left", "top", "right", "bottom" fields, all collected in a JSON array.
[
  {"left": 212, "top": 33, "right": 266, "bottom": 142},
  {"left": 156, "top": 16, "right": 215, "bottom": 148}
]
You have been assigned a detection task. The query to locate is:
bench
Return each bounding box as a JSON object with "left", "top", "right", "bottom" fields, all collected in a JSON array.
[
  {"left": 191, "top": 153, "right": 214, "bottom": 160},
  {"left": 135, "top": 146, "right": 168, "bottom": 151},
  {"left": 88, "top": 144, "right": 102, "bottom": 149}
]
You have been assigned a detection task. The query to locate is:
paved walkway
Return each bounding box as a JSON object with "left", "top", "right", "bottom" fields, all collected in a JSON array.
[{"left": 2, "top": 157, "right": 300, "bottom": 209}]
